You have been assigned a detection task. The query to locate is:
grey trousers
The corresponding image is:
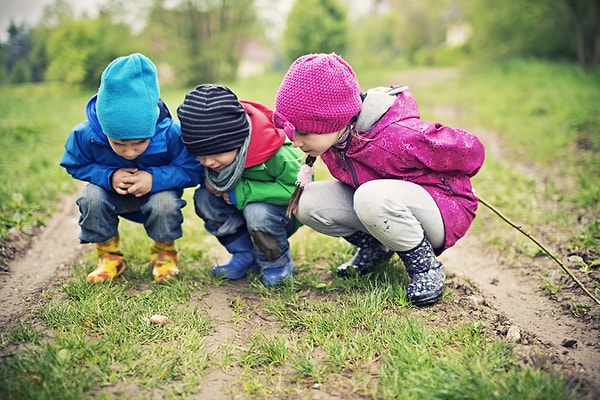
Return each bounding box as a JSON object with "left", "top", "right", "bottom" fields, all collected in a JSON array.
[{"left": 295, "top": 180, "right": 445, "bottom": 252}]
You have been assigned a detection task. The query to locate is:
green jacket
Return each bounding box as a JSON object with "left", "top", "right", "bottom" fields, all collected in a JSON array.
[{"left": 233, "top": 140, "right": 304, "bottom": 210}]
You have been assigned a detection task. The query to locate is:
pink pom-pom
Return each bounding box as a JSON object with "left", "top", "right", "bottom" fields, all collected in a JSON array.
[
  {"left": 283, "top": 121, "right": 296, "bottom": 141},
  {"left": 296, "top": 164, "right": 314, "bottom": 188}
]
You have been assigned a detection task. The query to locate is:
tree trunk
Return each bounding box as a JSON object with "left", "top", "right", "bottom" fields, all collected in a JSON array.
[{"left": 564, "top": 0, "right": 600, "bottom": 72}]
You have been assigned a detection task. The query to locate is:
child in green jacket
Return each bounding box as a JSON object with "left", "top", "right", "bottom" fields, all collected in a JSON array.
[{"left": 177, "top": 84, "right": 304, "bottom": 285}]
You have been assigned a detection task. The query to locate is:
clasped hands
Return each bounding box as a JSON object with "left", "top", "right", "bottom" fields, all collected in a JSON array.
[{"left": 112, "top": 168, "right": 152, "bottom": 197}]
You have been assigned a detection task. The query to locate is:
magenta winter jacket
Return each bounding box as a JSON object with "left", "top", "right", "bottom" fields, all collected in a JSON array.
[{"left": 321, "top": 90, "right": 485, "bottom": 253}]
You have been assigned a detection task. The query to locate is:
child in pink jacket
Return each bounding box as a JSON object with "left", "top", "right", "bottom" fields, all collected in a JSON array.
[{"left": 273, "top": 53, "right": 485, "bottom": 306}]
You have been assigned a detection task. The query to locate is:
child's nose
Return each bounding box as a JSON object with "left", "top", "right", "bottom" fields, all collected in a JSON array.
[{"left": 125, "top": 148, "right": 137, "bottom": 157}]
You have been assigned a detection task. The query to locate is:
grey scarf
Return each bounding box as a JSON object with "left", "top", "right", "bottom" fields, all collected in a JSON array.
[{"left": 205, "top": 116, "right": 252, "bottom": 192}]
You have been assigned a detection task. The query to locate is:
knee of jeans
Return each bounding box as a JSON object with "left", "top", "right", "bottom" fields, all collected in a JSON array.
[
  {"left": 193, "top": 188, "right": 211, "bottom": 219},
  {"left": 144, "top": 191, "right": 185, "bottom": 214},
  {"left": 243, "top": 203, "right": 271, "bottom": 226},
  {"left": 77, "top": 184, "right": 108, "bottom": 210},
  {"left": 251, "top": 230, "right": 283, "bottom": 260}
]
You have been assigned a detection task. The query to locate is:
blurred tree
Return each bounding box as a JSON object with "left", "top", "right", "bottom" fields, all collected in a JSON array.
[
  {"left": 564, "top": 0, "right": 600, "bottom": 72},
  {"left": 460, "top": 0, "right": 600, "bottom": 71},
  {"left": 393, "top": 0, "right": 447, "bottom": 65},
  {"left": 143, "top": 0, "right": 257, "bottom": 85},
  {"left": 4, "top": 22, "right": 32, "bottom": 83},
  {"left": 282, "top": 0, "right": 348, "bottom": 63},
  {"left": 350, "top": 12, "right": 403, "bottom": 66},
  {"left": 0, "top": 44, "right": 7, "bottom": 83},
  {"left": 28, "top": 26, "right": 50, "bottom": 83},
  {"left": 45, "top": 13, "right": 137, "bottom": 88},
  {"left": 9, "top": 60, "right": 33, "bottom": 83},
  {"left": 348, "top": 0, "right": 449, "bottom": 67},
  {"left": 27, "top": 0, "right": 77, "bottom": 83}
]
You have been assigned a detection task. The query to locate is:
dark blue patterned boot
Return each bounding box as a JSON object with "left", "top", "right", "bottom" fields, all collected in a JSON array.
[
  {"left": 397, "top": 237, "right": 445, "bottom": 306},
  {"left": 337, "top": 231, "right": 394, "bottom": 277}
]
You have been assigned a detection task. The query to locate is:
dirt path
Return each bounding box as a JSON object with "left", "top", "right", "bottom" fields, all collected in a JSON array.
[
  {"left": 441, "top": 234, "right": 600, "bottom": 388},
  {"left": 1, "top": 68, "right": 598, "bottom": 397},
  {"left": 1, "top": 188, "right": 598, "bottom": 397},
  {"left": 0, "top": 192, "right": 87, "bottom": 330}
]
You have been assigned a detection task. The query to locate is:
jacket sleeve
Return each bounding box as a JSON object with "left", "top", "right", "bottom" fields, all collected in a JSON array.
[
  {"left": 146, "top": 124, "right": 204, "bottom": 193},
  {"left": 60, "top": 124, "right": 117, "bottom": 191},
  {"left": 405, "top": 121, "right": 485, "bottom": 177},
  {"left": 232, "top": 143, "right": 303, "bottom": 210}
]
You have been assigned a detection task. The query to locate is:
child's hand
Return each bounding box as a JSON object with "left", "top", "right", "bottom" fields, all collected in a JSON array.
[
  {"left": 112, "top": 168, "right": 152, "bottom": 197},
  {"left": 112, "top": 168, "right": 137, "bottom": 195},
  {"left": 126, "top": 170, "right": 153, "bottom": 197},
  {"left": 204, "top": 179, "right": 231, "bottom": 204},
  {"left": 222, "top": 191, "right": 232, "bottom": 205}
]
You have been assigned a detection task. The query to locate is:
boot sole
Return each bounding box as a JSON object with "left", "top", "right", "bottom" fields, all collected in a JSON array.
[
  {"left": 213, "top": 264, "right": 259, "bottom": 280},
  {"left": 409, "top": 288, "right": 443, "bottom": 307},
  {"left": 261, "top": 265, "right": 296, "bottom": 286}
]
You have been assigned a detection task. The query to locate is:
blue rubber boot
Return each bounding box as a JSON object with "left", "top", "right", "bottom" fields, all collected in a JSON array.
[
  {"left": 397, "top": 237, "right": 445, "bottom": 306},
  {"left": 212, "top": 232, "right": 259, "bottom": 280},
  {"left": 260, "top": 250, "right": 296, "bottom": 286},
  {"left": 337, "top": 231, "right": 394, "bottom": 277}
]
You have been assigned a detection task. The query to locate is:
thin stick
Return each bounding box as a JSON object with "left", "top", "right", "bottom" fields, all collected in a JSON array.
[{"left": 478, "top": 195, "right": 600, "bottom": 305}]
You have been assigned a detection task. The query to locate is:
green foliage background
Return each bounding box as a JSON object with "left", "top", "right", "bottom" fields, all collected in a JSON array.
[{"left": 281, "top": 0, "right": 349, "bottom": 63}]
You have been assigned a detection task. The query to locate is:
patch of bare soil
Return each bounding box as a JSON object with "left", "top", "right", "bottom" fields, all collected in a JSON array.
[
  {"left": 0, "top": 193, "right": 89, "bottom": 330},
  {"left": 1, "top": 189, "right": 598, "bottom": 398}
]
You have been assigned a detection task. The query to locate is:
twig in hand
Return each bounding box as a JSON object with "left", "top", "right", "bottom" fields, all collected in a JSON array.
[
  {"left": 478, "top": 195, "right": 600, "bottom": 306},
  {"left": 286, "top": 155, "right": 317, "bottom": 217}
]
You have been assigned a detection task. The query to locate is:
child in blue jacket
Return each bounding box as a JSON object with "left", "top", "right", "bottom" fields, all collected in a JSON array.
[{"left": 60, "top": 53, "right": 203, "bottom": 283}]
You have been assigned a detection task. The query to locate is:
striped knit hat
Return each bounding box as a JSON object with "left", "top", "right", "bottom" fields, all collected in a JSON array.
[{"left": 177, "top": 84, "right": 249, "bottom": 156}]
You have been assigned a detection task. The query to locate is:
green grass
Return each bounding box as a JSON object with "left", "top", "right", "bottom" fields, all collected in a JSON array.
[
  {"left": 0, "top": 84, "right": 90, "bottom": 237},
  {"left": 1, "top": 59, "right": 598, "bottom": 399},
  {"left": 0, "top": 230, "right": 578, "bottom": 399},
  {"left": 0, "top": 244, "right": 578, "bottom": 399}
]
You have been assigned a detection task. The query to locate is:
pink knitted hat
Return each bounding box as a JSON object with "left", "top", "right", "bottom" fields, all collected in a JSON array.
[{"left": 273, "top": 53, "right": 362, "bottom": 141}]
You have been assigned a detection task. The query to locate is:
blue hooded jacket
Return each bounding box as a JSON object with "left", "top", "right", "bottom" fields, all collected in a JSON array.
[{"left": 60, "top": 95, "right": 203, "bottom": 193}]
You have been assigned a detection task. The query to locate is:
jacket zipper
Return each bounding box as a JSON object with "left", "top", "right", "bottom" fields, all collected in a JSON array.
[{"left": 441, "top": 177, "right": 458, "bottom": 195}]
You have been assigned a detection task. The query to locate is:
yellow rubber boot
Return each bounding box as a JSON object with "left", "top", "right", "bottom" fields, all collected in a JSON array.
[
  {"left": 151, "top": 241, "right": 179, "bottom": 282},
  {"left": 87, "top": 234, "right": 126, "bottom": 283}
]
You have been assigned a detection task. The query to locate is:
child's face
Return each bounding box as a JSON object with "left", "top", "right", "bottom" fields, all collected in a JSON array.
[
  {"left": 292, "top": 128, "right": 345, "bottom": 157},
  {"left": 108, "top": 138, "right": 151, "bottom": 160},
  {"left": 197, "top": 149, "right": 238, "bottom": 172}
]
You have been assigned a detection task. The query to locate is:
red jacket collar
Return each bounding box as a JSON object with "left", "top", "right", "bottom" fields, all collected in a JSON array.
[{"left": 242, "top": 100, "right": 286, "bottom": 167}]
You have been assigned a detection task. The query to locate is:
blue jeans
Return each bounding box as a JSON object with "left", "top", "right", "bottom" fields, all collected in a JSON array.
[
  {"left": 194, "top": 186, "right": 297, "bottom": 269},
  {"left": 76, "top": 184, "right": 187, "bottom": 243}
]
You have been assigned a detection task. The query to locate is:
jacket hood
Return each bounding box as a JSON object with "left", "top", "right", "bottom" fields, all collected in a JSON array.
[
  {"left": 242, "top": 100, "right": 286, "bottom": 167},
  {"left": 356, "top": 88, "right": 420, "bottom": 132}
]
